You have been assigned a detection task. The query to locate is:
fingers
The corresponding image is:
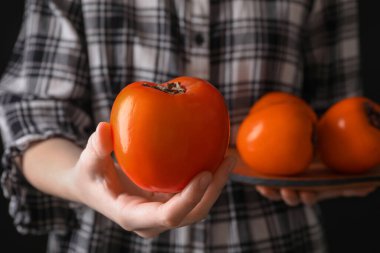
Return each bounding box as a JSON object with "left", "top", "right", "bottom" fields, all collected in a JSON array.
[
  {"left": 181, "top": 155, "right": 237, "bottom": 224},
  {"left": 257, "top": 185, "right": 376, "bottom": 206},
  {"left": 299, "top": 191, "right": 318, "bottom": 206},
  {"left": 79, "top": 122, "right": 114, "bottom": 173},
  {"left": 117, "top": 171, "right": 212, "bottom": 231},
  {"left": 76, "top": 122, "right": 119, "bottom": 195},
  {"left": 315, "top": 190, "right": 343, "bottom": 201},
  {"left": 280, "top": 189, "right": 300, "bottom": 206},
  {"left": 118, "top": 183, "right": 376, "bottom": 238},
  {"left": 255, "top": 186, "right": 298, "bottom": 205},
  {"left": 117, "top": 155, "right": 236, "bottom": 233},
  {"left": 341, "top": 186, "right": 376, "bottom": 197},
  {"left": 316, "top": 186, "right": 376, "bottom": 201},
  {"left": 256, "top": 187, "right": 317, "bottom": 206},
  {"left": 86, "top": 122, "right": 113, "bottom": 159},
  {"left": 158, "top": 172, "right": 212, "bottom": 227},
  {"left": 256, "top": 186, "right": 282, "bottom": 201}
]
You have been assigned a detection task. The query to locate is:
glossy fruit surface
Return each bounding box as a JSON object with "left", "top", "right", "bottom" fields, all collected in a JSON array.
[
  {"left": 110, "top": 76, "right": 230, "bottom": 192},
  {"left": 250, "top": 91, "right": 317, "bottom": 123},
  {"left": 317, "top": 96, "right": 380, "bottom": 173},
  {"left": 237, "top": 103, "right": 314, "bottom": 176}
]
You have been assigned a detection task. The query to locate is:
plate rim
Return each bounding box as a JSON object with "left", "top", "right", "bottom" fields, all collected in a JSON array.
[{"left": 230, "top": 173, "right": 380, "bottom": 187}]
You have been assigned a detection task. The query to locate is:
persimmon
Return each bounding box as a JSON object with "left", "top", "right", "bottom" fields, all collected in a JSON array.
[
  {"left": 237, "top": 102, "right": 315, "bottom": 176},
  {"left": 317, "top": 96, "right": 380, "bottom": 174},
  {"left": 250, "top": 91, "right": 317, "bottom": 123},
  {"left": 110, "top": 76, "right": 230, "bottom": 193}
]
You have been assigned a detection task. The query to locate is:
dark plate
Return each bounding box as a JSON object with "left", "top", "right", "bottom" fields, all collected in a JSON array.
[{"left": 229, "top": 150, "right": 380, "bottom": 190}]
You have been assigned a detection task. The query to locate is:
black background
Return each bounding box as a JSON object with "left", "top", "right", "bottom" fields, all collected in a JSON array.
[{"left": 0, "top": 1, "right": 379, "bottom": 252}]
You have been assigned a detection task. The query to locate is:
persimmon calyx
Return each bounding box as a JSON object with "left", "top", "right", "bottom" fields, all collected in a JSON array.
[
  {"left": 142, "top": 82, "right": 186, "bottom": 95},
  {"left": 364, "top": 102, "right": 380, "bottom": 129}
]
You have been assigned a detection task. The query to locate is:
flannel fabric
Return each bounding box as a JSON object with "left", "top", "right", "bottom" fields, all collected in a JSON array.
[{"left": 0, "top": 0, "right": 361, "bottom": 252}]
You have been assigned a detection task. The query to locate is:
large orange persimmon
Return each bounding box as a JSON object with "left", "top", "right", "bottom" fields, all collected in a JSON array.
[
  {"left": 110, "top": 76, "right": 230, "bottom": 193},
  {"left": 237, "top": 92, "right": 316, "bottom": 176},
  {"left": 317, "top": 96, "right": 380, "bottom": 174}
]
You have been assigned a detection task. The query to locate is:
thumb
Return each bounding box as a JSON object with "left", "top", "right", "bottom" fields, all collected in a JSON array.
[{"left": 83, "top": 122, "right": 113, "bottom": 163}]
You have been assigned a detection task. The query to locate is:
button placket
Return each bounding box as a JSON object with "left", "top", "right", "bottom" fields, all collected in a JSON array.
[
  {"left": 185, "top": 0, "right": 210, "bottom": 80},
  {"left": 194, "top": 33, "right": 205, "bottom": 46}
]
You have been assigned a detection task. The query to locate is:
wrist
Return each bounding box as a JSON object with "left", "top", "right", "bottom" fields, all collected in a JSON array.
[{"left": 22, "top": 138, "right": 83, "bottom": 202}]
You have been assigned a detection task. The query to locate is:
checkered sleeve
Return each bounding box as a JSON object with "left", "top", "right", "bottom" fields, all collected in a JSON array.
[
  {"left": 0, "top": 0, "right": 91, "bottom": 234},
  {"left": 301, "top": 0, "right": 361, "bottom": 114}
]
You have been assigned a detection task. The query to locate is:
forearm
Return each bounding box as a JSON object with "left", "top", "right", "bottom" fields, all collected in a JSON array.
[{"left": 21, "top": 138, "right": 83, "bottom": 202}]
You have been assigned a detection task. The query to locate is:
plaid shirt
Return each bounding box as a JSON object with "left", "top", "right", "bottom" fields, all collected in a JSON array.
[{"left": 0, "top": 0, "right": 360, "bottom": 252}]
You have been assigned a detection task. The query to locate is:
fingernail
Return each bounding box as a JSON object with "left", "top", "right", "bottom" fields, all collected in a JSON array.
[
  {"left": 281, "top": 190, "right": 300, "bottom": 206},
  {"left": 199, "top": 172, "right": 212, "bottom": 189}
]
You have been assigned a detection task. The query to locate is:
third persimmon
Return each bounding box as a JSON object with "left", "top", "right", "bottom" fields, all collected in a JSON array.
[{"left": 317, "top": 96, "right": 380, "bottom": 174}]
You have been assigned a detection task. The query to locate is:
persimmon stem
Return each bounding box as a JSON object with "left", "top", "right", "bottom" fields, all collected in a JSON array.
[
  {"left": 142, "top": 82, "right": 186, "bottom": 94},
  {"left": 365, "top": 102, "right": 380, "bottom": 129}
]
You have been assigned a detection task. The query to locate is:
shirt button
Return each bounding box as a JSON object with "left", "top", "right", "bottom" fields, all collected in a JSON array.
[{"left": 194, "top": 33, "right": 205, "bottom": 46}]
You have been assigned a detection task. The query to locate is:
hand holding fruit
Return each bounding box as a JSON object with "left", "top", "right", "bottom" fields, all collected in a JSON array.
[
  {"left": 68, "top": 76, "right": 235, "bottom": 238},
  {"left": 70, "top": 122, "right": 237, "bottom": 238}
]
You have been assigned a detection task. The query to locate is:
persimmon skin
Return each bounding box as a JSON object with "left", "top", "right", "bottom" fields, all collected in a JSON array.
[
  {"left": 237, "top": 103, "right": 314, "bottom": 176},
  {"left": 250, "top": 91, "right": 317, "bottom": 123},
  {"left": 110, "top": 77, "right": 230, "bottom": 193},
  {"left": 317, "top": 97, "right": 380, "bottom": 174}
]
